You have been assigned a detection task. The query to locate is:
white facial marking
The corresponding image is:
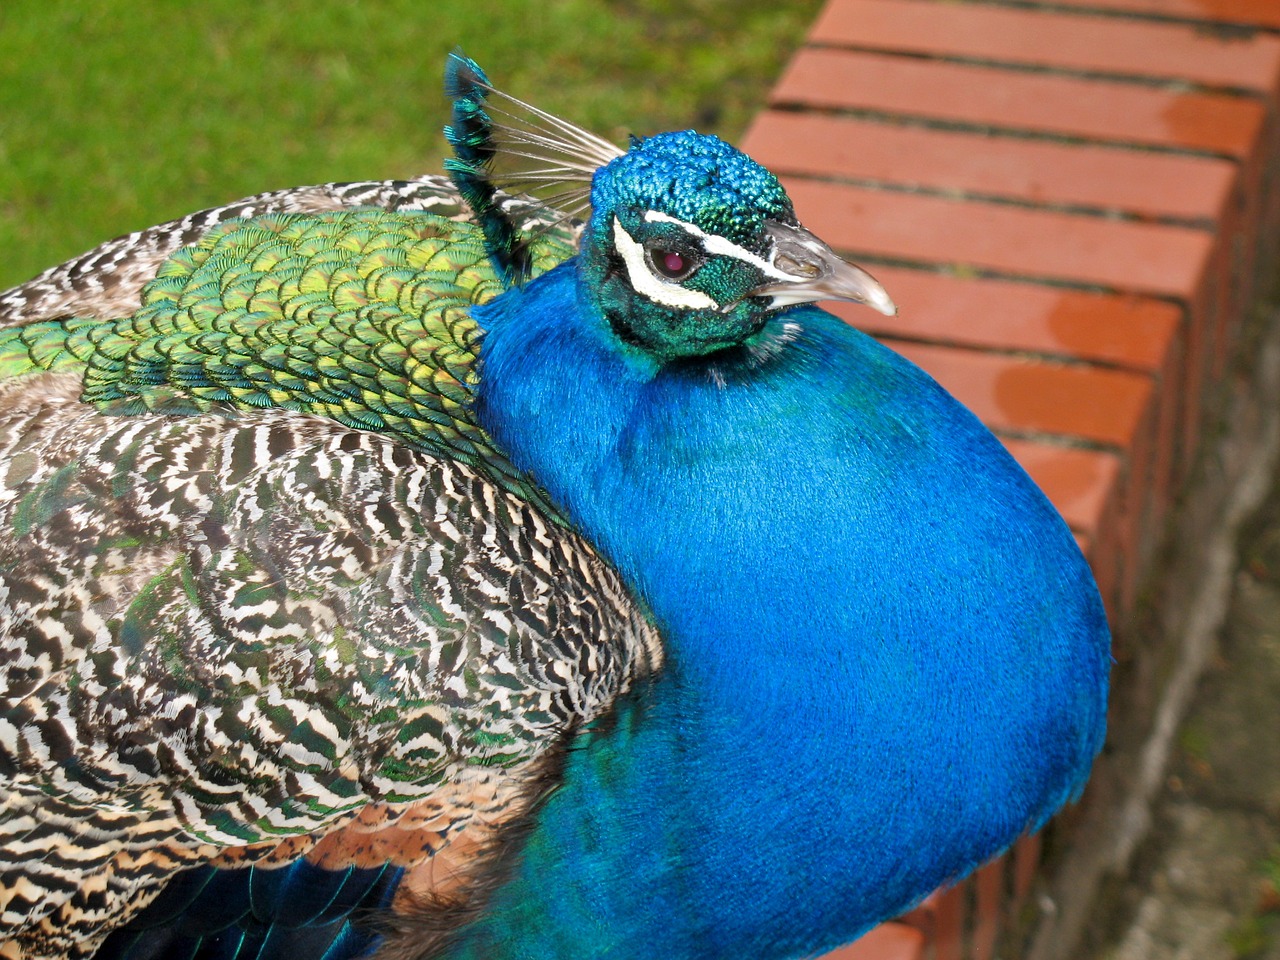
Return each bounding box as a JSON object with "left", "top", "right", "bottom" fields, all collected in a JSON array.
[
  {"left": 642, "top": 210, "right": 797, "bottom": 283},
  {"left": 612, "top": 217, "right": 717, "bottom": 310}
]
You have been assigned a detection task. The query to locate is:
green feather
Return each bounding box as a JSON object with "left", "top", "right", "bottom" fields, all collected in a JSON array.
[{"left": 0, "top": 209, "right": 576, "bottom": 513}]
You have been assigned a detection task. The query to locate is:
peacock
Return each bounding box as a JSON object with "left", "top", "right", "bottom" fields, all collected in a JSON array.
[{"left": 0, "top": 54, "right": 1109, "bottom": 960}]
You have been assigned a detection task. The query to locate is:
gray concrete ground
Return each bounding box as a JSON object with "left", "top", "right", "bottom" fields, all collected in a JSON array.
[{"left": 1089, "top": 476, "right": 1280, "bottom": 959}]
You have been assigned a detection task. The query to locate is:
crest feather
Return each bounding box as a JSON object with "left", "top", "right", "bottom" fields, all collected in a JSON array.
[{"left": 444, "top": 52, "right": 624, "bottom": 285}]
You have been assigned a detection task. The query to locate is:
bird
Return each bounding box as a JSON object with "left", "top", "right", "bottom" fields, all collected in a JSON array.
[{"left": 0, "top": 53, "right": 1109, "bottom": 960}]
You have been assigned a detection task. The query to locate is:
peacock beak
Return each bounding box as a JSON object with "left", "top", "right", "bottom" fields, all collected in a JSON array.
[{"left": 750, "top": 221, "right": 897, "bottom": 317}]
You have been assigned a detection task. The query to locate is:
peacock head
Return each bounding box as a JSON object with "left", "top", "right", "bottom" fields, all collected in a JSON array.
[
  {"left": 578, "top": 130, "right": 896, "bottom": 362},
  {"left": 445, "top": 52, "right": 896, "bottom": 363}
]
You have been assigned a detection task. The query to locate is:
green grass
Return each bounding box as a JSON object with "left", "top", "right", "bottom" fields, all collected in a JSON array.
[{"left": 0, "top": 0, "right": 820, "bottom": 291}]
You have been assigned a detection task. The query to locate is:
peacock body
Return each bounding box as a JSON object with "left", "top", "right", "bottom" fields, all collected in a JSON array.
[{"left": 0, "top": 55, "right": 1109, "bottom": 960}]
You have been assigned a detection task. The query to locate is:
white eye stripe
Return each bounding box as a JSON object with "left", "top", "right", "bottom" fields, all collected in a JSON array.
[
  {"left": 642, "top": 210, "right": 796, "bottom": 282},
  {"left": 612, "top": 218, "right": 717, "bottom": 310}
]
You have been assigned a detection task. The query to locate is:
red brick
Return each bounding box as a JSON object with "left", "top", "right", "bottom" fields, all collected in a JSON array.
[
  {"left": 890, "top": 345, "right": 1162, "bottom": 563},
  {"left": 783, "top": 178, "right": 1214, "bottom": 299},
  {"left": 1208, "top": 180, "right": 1244, "bottom": 382},
  {"left": 819, "top": 922, "right": 926, "bottom": 960},
  {"left": 1043, "top": 0, "right": 1280, "bottom": 29},
  {"left": 771, "top": 48, "right": 1265, "bottom": 157},
  {"left": 902, "top": 886, "right": 965, "bottom": 960},
  {"left": 832, "top": 268, "right": 1181, "bottom": 373},
  {"left": 1179, "top": 282, "right": 1215, "bottom": 481},
  {"left": 892, "top": 343, "right": 1153, "bottom": 450},
  {"left": 1013, "top": 833, "right": 1044, "bottom": 902},
  {"left": 1148, "top": 323, "right": 1185, "bottom": 531},
  {"left": 1083, "top": 526, "right": 1120, "bottom": 621},
  {"left": 810, "top": 0, "right": 1280, "bottom": 92},
  {"left": 973, "top": 860, "right": 1004, "bottom": 960},
  {"left": 743, "top": 111, "right": 1235, "bottom": 223},
  {"left": 999, "top": 439, "right": 1122, "bottom": 537}
]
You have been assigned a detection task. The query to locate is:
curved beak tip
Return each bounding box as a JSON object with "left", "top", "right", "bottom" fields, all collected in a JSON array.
[
  {"left": 866, "top": 287, "right": 898, "bottom": 318},
  {"left": 756, "top": 220, "right": 898, "bottom": 319}
]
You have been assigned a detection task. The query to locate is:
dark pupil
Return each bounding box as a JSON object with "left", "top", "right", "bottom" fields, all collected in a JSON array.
[{"left": 655, "top": 249, "right": 688, "bottom": 279}]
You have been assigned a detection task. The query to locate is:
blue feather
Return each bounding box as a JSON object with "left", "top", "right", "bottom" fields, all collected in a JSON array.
[{"left": 449, "top": 264, "right": 1109, "bottom": 958}]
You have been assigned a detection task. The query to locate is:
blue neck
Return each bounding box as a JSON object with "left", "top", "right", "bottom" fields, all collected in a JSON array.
[{"left": 447, "top": 262, "right": 1108, "bottom": 959}]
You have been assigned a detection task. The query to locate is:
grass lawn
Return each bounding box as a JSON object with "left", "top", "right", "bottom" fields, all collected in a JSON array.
[{"left": 0, "top": 0, "right": 820, "bottom": 291}]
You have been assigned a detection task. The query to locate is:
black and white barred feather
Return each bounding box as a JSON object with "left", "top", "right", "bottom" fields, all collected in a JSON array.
[{"left": 0, "top": 177, "right": 653, "bottom": 959}]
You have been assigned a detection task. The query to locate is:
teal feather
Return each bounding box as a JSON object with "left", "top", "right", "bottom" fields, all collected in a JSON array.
[{"left": 443, "top": 51, "right": 533, "bottom": 286}]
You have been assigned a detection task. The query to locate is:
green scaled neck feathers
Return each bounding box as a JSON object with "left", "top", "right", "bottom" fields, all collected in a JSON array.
[{"left": 0, "top": 210, "right": 574, "bottom": 508}]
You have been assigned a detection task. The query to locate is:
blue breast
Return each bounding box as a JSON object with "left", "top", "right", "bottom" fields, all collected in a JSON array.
[{"left": 449, "top": 261, "right": 1109, "bottom": 959}]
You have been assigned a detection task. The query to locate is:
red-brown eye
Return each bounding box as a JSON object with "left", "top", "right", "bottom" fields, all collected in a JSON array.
[{"left": 646, "top": 243, "right": 701, "bottom": 281}]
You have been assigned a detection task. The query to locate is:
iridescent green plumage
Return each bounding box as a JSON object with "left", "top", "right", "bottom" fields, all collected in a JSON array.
[{"left": 0, "top": 210, "right": 574, "bottom": 510}]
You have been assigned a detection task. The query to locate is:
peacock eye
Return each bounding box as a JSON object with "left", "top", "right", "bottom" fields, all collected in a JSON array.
[{"left": 645, "top": 242, "right": 702, "bottom": 282}]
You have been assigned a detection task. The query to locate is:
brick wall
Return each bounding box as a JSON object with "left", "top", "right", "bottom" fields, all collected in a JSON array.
[{"left": 741, "top": 3, "right": 1280, "bottom": 956}]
